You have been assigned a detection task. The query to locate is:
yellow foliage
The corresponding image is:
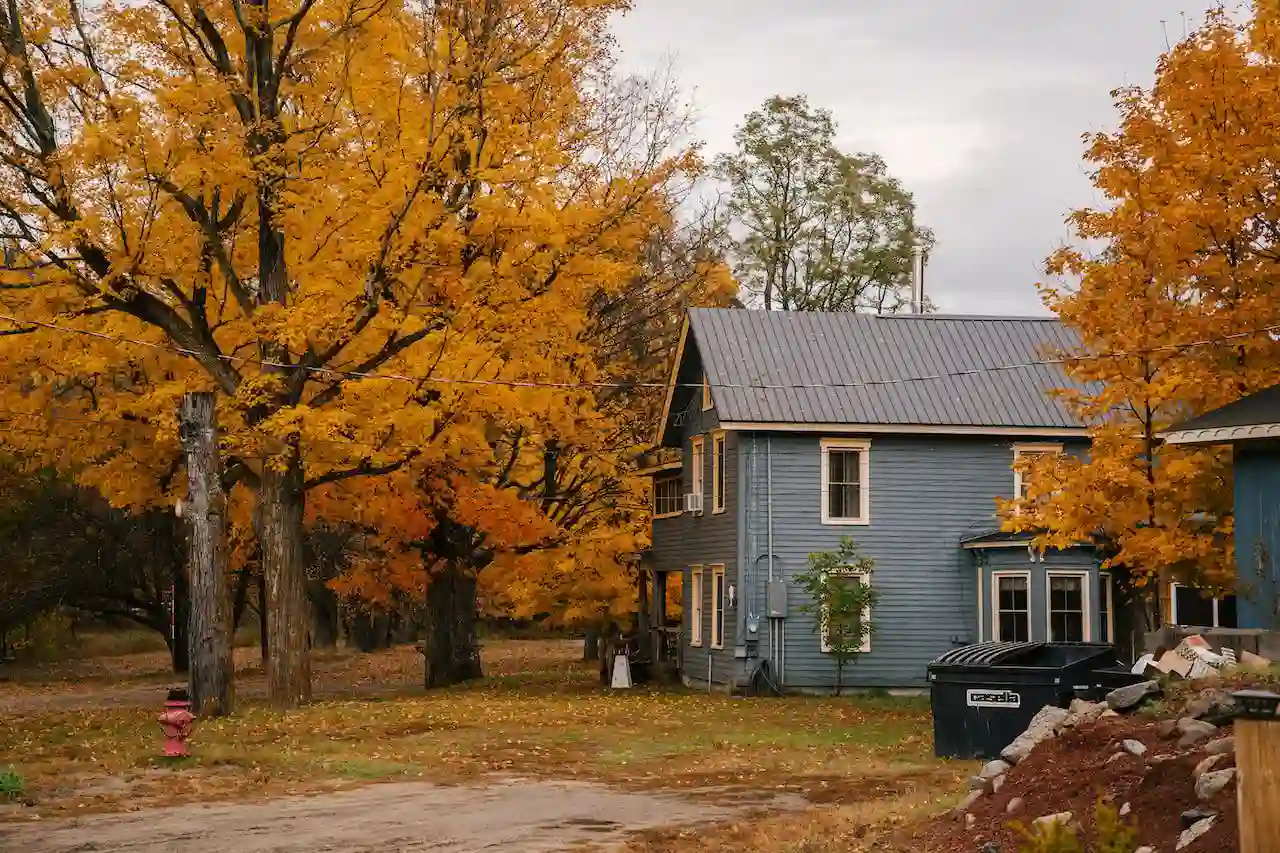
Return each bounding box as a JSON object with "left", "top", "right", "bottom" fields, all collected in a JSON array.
[
  {"left": 0, "top": 0, "right": 733, "bottom": 637},
  {"left": 1007, "top": 7, "right": 1280, "bottom": 594}
]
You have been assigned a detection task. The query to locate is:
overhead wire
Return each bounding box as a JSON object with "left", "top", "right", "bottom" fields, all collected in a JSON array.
[
  {"left": 1, "top": 311, "right": 1277, "bottom": 482},
  {"left": 1, "top": 311, "right": 1278, "bottom": 394}
]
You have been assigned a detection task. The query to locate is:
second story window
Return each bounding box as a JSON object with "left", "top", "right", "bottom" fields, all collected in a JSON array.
[
  {"left": 712, "top": 432, "right": 726, "bottom": 513},
  {"left": 1013, "top": 443, "right": 1063, "bottom": 502},
  {"left": 653, "top": 474, "right": 683, "bottom": 518},
  {"left": 690, "top": 436, "right": 705, "bottom": 513},
  {"left": 820, "top": 438, "right": 870, "bottom": 525}
]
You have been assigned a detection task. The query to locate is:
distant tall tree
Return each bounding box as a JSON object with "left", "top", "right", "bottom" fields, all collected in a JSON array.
[{"left": 715, "top": 95, "right": 932, "bottom": 312}]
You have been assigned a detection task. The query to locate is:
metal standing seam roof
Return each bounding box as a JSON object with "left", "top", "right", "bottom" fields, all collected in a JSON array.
[
  {"left": 687, "top": 308, "right": 1090, "bottom": 429},
  {"left": 1163, "top": 384, "right": 1280, "bottom": 445}
]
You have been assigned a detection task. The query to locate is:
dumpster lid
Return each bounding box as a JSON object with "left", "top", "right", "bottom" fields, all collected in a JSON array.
[{"left": 931, "top": 641, "right": 1042, "bottom": 666}]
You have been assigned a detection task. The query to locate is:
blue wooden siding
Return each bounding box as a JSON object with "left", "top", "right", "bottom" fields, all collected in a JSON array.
[
  {"left": 737, "top": 432, "right": 1090, "bottom": 689},
  {"left": 976, "top": 549, "right": 1101, "bottom": 643},
  {"left": 650, "top": 384, "right": 739, "bottom": 685},
  {"left": 1233, "top": 446, "right": 1280, "bottom": 628}
]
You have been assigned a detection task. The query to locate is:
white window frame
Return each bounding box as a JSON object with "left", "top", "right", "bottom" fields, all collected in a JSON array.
[
  {"left": 652, "top": 474, "right": 683, "bottom": 519},
  {"left": 701, "top": 373, "right": 713, "bottom": 410},
  {"left": 819, "top": 568, "right": 873, "bottom": 654},
  {"left": 710, "top": 564, "right": 726, "bottom": 649},
  {"left": 1169, "top": 582, "right": 1235, "bottom": 628},
  {"left": 1099, "top": 572, "right": 1114, "bottom": 644},
  {"left": 1012, "top": 442, "right": 1063, "bottom": 504},
  {"left": 689, "top": 566, "right": 703, "bottom": 646},
  {"left": 992, "top": 570, "right": 1032, "bottom": 643},
  {"left": 690, "top": 435, "right": 705, "bottom": 514},
  {"left": 712, "top": 432, "right": 726, "bottom": 514},
  {"left": 1046, "top": 570, "right": 1092, "bottom": 642},
  {"left": 820, "top": 438, "right": 871, "bottom": 525}
]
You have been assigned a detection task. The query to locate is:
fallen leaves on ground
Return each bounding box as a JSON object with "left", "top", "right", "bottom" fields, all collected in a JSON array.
[{"left": 0, "top": 639, "right": 953, "bottom": 823}]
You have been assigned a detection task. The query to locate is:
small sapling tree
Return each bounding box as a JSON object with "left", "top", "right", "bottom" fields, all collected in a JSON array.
[{"left": 795, "top": 537, "right": 879, "bottom": 696}]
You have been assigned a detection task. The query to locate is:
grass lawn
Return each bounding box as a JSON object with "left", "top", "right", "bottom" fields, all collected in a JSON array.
[{"left": 0, "top": 639, "right": 967, "bottom": 851}]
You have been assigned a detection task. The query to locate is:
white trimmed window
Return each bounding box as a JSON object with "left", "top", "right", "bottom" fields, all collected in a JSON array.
[
  {"left": 1012, "top": 443, "right": 1063, "bottom": 502},
  {"left": 690, "top": 436, "right": 705, "bottom": 513},
  {"left": 701, "top": 373, "right": 713, "bottom": 410},
  {"left": 689, "top": 567, "right": 703, "bottom": 646},
  {"left": 820, "top": 438, "right": 870, "bottom": 525},
  {"left": 1170, "top": 583, "right": 1238, "bottom": 628},
  {"left": 712, "top": 432, "right": 726, "bottom": 514},
  {"left": 993, "top": 572, "right": 1031, "bottom": 642},
  {"left": 1099, "top": 572, "right": 1114, "bottom": 644},
  {"left": 653, "top": 474, "right": 683, "bottom": 518},
  {"left": 1047, "top": 571, "right": 1090, "bottom": 642},
  {"left": 819, "top": 569, "right": 873, "bottom": 653},
  {"left": 711, "top": 564, "right": 726, "bottom": 649}
]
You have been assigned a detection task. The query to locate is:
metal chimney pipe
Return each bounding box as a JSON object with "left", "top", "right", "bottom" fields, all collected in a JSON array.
[{"left": 910, "top": 249, "right": 926, "bottom": 313}]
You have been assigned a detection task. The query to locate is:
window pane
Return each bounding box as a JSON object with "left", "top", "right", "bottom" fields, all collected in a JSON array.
[
  {"left": 828, "top": 450, "right": 855, "bottom": 483},
  {"left": 655, "top": 475, "right": 682, "bottom": 515},
  {"left": 829, "top": 483, "right": 860, "bottom": 518},
  {"left": 1051, "top": 611, "right": 1084, "bottom": 642},
  {"left": 715, "top": 438, "right": 726, "bottom": 509},
  {"left": 1174, "top": 586, "right": 1214, "bottom": 627},
  {"left": 999, "top": 612, "right": 1029, "bottom": 643},
  {"left": 998, "top": 576, "right": 1028, "bottom": 612}
]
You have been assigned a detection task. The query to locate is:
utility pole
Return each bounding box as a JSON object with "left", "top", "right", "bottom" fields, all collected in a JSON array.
[{"left": 179, "top": 392, "right": 234, "bottom": 716}]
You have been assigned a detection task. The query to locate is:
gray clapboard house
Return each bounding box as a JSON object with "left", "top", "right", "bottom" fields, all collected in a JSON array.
[{"left": 647, "top": 308, "right": 1118, "bottom": 691}]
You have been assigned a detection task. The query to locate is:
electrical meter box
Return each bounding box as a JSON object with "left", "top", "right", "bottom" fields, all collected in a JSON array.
[{"left": 766, "top": 580, "right": 787, "bottom": 618}]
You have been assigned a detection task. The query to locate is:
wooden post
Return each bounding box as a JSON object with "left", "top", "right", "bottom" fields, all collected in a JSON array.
[
  {"left": 180, "top": 392, "right": 234, "bottom": 716},
  {"left": 1237, "top": 715, "right": 1280, "bottom": 852}
]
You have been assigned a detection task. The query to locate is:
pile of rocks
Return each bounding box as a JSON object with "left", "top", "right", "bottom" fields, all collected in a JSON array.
[{"left": 948, "top": 681, "right": 1243, "bottom": 851}]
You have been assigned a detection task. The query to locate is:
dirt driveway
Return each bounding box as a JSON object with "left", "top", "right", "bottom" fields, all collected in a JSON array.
[{"left": 0, "top": 777, "right": 800, "bottom": 853}]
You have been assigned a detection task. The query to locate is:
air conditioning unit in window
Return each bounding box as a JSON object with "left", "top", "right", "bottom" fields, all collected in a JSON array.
[{"left": 684, "top": 492, "right": 704, "bottom": 514}]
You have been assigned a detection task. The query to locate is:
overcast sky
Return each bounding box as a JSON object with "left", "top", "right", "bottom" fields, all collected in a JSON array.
[{"left": 611, "top": 1, "right": 1222, "bottom": 315}]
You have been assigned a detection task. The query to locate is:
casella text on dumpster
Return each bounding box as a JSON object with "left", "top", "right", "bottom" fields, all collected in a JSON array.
[{"left": 966, "top": 689, "right": 1022, "bottom": 709}]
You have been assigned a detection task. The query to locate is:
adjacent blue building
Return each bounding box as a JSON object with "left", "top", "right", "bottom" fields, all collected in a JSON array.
[
  {"left": 647, "top": 308, "right": 1116, "bottom": 691},
  {"left": 1164, "top": 385, "right": 1280, "bottom": 630}
]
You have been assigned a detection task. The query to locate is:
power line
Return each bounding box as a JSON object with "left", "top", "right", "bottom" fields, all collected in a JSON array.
[
  {"left": 0, "top": 407, "right": 644, "bottom": 478},
  {"left": 1, "top": 311, "right": 1278, "bottom": 394}
]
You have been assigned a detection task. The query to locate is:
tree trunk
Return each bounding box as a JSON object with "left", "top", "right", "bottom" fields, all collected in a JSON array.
[
  {"left": 180, "top": 392, "right": 233, "bottom": 716},
  {"left": 421, "top": 562, "right": 482, "bottom": 689},
  {"left": 168, "top": 565, "right": 191, "bottom": 674},
  {"left": 308, "top": 580, "right": 340, "bottom": 649},
  {"left": 260, "top": 459, "right": 311, "bottom": 707},
  {"left": 256, "top": 572, "right": 269, "bottom": 663},
  {"left": 583, "top": 625, "right": 600, "bottom": 662}
]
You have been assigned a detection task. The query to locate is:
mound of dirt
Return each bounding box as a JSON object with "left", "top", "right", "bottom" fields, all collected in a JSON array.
[{"left": 903, "top": 713, "right": 1240, "bottom": 852}]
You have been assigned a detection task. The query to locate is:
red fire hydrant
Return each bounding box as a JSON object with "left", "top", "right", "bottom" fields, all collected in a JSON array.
[{"left": 158, "top": 687, "right": 195, "bottom": 757}]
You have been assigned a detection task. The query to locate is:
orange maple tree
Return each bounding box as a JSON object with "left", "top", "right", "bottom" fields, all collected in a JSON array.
[
  {"left": 1004, "top": 6, "right": 1280, "bottom": 626},
  {"left": 0, "top": 0, "right": 730, "bottom": 701}
]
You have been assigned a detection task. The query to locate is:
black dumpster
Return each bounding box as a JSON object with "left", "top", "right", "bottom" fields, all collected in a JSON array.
[{"left": 927, "top": 641, "right": 1129, "bottom": 760}]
